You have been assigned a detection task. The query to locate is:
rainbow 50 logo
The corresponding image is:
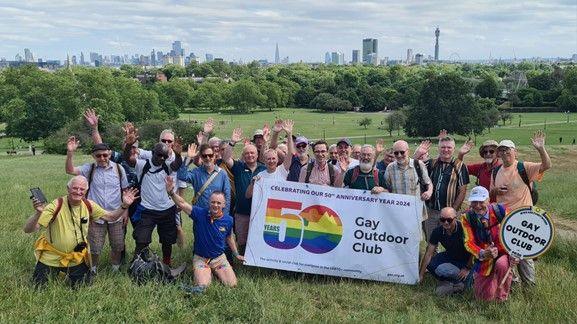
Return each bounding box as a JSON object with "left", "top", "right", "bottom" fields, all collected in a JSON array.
[{"left": 263, "top": 199, "right": 343, "bottom": 254}]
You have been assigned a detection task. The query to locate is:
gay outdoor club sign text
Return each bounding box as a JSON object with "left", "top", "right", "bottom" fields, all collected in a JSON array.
[{"left": 245, "top": 178, "right": 423, "bottom": 284}]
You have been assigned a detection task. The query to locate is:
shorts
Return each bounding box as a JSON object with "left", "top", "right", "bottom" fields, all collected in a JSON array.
[
  {"left": 88, "top": 220, "right": 125, "bottom": 254},
  {"left": 193, "top": 253, "right": 230, "bottom": 270},
  {"left": 423, "top": 208, "right": 441, "bottom": 242},
  {"left": 133, "top": 206, "right": 177, "bottom": 246}
]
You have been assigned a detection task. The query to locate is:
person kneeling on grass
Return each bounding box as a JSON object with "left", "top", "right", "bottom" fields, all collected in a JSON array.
[
  {"left": 23, "top": 175, "right": 138, "bottom": 287},
  {"left": 165, "top": 176, "right": 244, "bottom": 290}
]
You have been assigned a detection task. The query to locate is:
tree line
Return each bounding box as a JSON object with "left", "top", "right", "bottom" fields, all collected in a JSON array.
[{"left": 0, "top": 61, "right": 576, "bottom": 141}]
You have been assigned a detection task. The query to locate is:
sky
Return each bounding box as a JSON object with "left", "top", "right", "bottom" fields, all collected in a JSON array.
[{"left": 0, "top": 0, "right": 576, "bottom": 63}]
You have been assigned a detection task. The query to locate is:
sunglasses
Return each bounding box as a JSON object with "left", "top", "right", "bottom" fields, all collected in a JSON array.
[
  {"left": 314, "top": 150, "right": 327, "bottom": 154},
  {"left": 160, "top": 139, "right": 173, "bottom": 144},
  {"left": 483, "top": 149, "right": 495, "bottom": 155},
  {"left": 439, "top": 217, "right": 454, "bottom": 223},
  {"left": 296, "top": 144, "right": 307, "bottom": 149},
  {"left": 94, "top": 153, "right": 109, "bottom": 158},
  {"left": 393, "top": 151, "right": 406, "bottom": 156},
  {"left": 201, "top": 153, "right": 214, "bottom": 159},
  {"left": 155, "top": 153, "right": 168, "bottom": 159}
]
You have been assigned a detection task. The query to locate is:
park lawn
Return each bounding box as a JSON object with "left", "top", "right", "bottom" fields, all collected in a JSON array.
[{"left": 0, "top": 148, "right": 576, "bottom": 322}]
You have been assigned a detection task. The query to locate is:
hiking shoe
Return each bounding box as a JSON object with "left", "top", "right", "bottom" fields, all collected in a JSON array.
[
  {"left": 181, "top": 284, "right": 206, "bottom": 295},
  {"left": 435, "top": 281, "right": 453, "bottom": 296},
  {"left": 452, "top": 282, "right": 465, "bottom": 294}
]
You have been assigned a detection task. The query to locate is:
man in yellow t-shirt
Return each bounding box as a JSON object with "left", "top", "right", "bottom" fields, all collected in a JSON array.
[{"left": 24, "top": 175, "right": 138, "bottom": 287}]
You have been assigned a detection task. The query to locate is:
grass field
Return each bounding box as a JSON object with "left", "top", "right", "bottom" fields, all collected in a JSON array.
[{"left": 1, "top": 111, "right": 577, "bottom": 322}]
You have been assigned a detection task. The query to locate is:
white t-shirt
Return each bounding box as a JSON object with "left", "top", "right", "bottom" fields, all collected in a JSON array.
[
  {"left": 135, "top": 159, "right": 175, "bottom": 211},
  {"left": 256, "top": 166, "right": 289, "bottom": 181}
]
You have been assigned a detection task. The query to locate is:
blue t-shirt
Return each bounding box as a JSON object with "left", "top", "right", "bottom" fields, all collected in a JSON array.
[{"left": 190, "top": 206, "right": 233, "bottom": 259}]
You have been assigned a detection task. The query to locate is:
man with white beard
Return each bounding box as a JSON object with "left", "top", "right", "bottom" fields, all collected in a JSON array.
[{"left": 342, "top": 144, "right": 387, "bottom": 194}]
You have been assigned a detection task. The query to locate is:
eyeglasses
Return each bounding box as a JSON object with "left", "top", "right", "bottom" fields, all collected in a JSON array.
[
  {"left": 296, "top": 144, "right": 307, "bottom": 149},
  {"left": 160, "top": 139, "right": 173, "bottom": 144},
  {"left": 483, "top": 149, "right": 495, "bottom": 155},
  {"left": 439, "top": 217, "right": 454, "bottom": 223},
  {"left": 393, "top": 151, "right": 406, "bottom": 156},
  {"left": 94, "top": 153, "right": 109, "bottom": 158},
  {"left": 201, "top": 153, "right": 214, "bottom": 159},
  {"left": 314, "top": 150, "right": 327, "bottom": 154}
]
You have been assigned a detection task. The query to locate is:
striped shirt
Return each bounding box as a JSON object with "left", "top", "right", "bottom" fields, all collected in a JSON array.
[
  {"left": 426, "top": 158, "right": 470, "bottom": 211},
  {"left": 384, "top": 159, "right": 431, "bottom": 197}
]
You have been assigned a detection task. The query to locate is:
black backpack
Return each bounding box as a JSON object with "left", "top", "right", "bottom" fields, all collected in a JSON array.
[{"left": 128, "top": 248, "right": 186, "bottom": 284}]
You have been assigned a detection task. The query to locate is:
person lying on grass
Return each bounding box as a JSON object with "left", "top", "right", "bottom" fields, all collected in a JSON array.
[{"left": 165, "top": 176, "right": 244, "bottom": 289}]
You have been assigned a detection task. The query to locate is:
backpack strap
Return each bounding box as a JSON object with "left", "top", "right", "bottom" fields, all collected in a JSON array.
[
  {"left": 85, "top": 163, "right": 96, "bottom": 196},
  {"left": 372, "top": 169, "right": 379, "bottom": 187},
  {"left": 328, "top": 163, "right": 335, "bottom": 186},
  {"left": 304, "top": 162, "right": 314, "bottom": 183},
  {"left": 138, "top": 160, "right": 153, "bottom": 189},
  {"left": 491, "top": 164, "right": 502, "bottom": 182},
  {"left": 414, "top": 159, "right": 424, "bottom": 185},
  {"left": 490, "top": 203, "right": 505, "bottom": 223},
  {"left": 82, "top": 198, "right": 93, "bottom": 216},
  {"left": 50, "top": 197, "right": 64, "bottom": 224},
  {"left": 517, "top": 161, "right": 531, "bottom": 189}
]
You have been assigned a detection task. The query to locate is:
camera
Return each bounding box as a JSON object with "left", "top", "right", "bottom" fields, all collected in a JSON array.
[{"left": 74, "top": 242, "right": 87, "bottom": 252}]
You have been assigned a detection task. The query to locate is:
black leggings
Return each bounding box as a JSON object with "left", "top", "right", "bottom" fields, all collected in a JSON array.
[{"left": 32, "top": 261, "right": 91, "bottom": 288}]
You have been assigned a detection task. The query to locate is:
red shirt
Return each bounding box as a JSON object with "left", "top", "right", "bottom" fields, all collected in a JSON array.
[{"left": 467, "top": 160, "right": 501, "bottom": 202}]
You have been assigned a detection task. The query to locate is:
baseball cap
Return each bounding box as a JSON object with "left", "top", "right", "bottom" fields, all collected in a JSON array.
[
  {"left": 468, "top": 186, "right": 489, "bottom": 202},
  {"left": 498, "top": 139, "right": 516, "bottom": 149},
  {"left": 92, "top": 143, "right": 110, "bottom": 152},
  {"left": 295, "top": 136, "right": 309, "bottom": 146},
  {"left": 337, "top": 138, "right": 352, "bottom": 147},
  {"left": 253, "top": 129, "right": 264, "bottom": 138}
]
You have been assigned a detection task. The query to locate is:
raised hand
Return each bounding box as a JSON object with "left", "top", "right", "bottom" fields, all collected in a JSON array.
[
  {"left": 31, "top": 197, "right": 45, "bottom": 213},
  {"left": 375, "top": 139, "right": 385, "bottom": 157},
  {"left": 243, "top": 137, "right": 251, "bottom": 147},
  {"left": 282, "top": 119, "right": 294, "bottom": 135},
  {"left": 203, "top": 118, "right": 215, "bottom": 134},
  {"left": 338, "top": 155, "right": 350, "bottom": 172},
  {"left": 83, "top": 108, "right": 99, "bottom": 129},
  {"left": 165, "top": 176, "right": 175, "bottom": 193},
  {"left": 438, "top": 129, "right": 448, "bottom": 140},
  {"left": 231, "top": 127, "right": 243, "bottom": 143},
  {"left": 272, "top": 119, "right": 283, "bottom": 133},
  {"left": 187, "top": 143, "right": 198, "bottom": 158},
  {"left": 262, "top": 123, "right": 271, "bottom": 142},
  {"left": 172, "top": 136, "right": 183, "bottom": 155},
  {"left": 122, "top": 187, "right": 140, "bottom": 206},
  {"left": 414, "top": 140, "right": 431, "bottom": 160},
  {"left": 459, "top": 139, "right": 475, "bottom": 157},
  {"left": 531, "top": 130, "right": 546, "bottom": 150},
  {"left": 66, "top": 136, "right": 79, "bottom": 152}
]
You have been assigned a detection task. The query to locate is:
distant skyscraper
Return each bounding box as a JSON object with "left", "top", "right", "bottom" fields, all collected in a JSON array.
[
  {"left": 275, "top": 43, "right": 280, "bottom": 64},
  {"left": 89, "top": 52, "right": 99, "bottom": 63},
  {"left": 151, "top": 49, "right": 156, "bottom": 66},
  {"left": 205, "top": 53, "right": 214, "bottom": 62},
  {"left": 80, "top": 52, "right": 85, "bottom": 65},
  {"left": 324, "top": 52, "right": 331, "bottom": 64},
  {"left": 406, "top": 48, "right": 413, "bottom": 64},
  {"left": 362, "top": 38, "right": 378, "bottom": 65},
  {"left": 352, "top": 50, "right": 360, "bottom": 64},
  {"left": 172, "top": 41, "right": 184, "bottom": 56},
  {"left": 24, "top": 48, "right": 34, "bottom": 62},
  {"left": 71, "top": 55, "right": 77, "bottom": 65},
  {"left": 415, "top": 53, "right": 424, "bottom": 65},
  {"left": 434, "top": 27, "right": 440, "bottom": 61}
]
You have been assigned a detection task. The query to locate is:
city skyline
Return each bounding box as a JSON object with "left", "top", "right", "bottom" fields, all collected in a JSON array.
[{"left": 1, "top": 0, "right": 575, "bottom": 63}]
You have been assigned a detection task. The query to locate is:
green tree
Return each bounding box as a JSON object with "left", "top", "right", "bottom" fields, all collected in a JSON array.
[
  {"left": 358, "top": 117, "right": 372, "bottom": 129},
  {"left": 227, "top": 79, "right": 266, "bottom": 113},
  {"left": 475, "top": 75, "right": 501, "bottom": 99},
  {"left": 385, "top": 110, "right": 407, "bottom": 136}
]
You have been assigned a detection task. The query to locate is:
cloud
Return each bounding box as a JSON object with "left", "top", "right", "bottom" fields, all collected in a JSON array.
[{"left": 0, "top": 0, "right": 575, "bottom": 61}]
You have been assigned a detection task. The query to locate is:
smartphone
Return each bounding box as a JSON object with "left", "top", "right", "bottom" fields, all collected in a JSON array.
[{"left": 30, "top": 187, "right": 47, "bottom": 204}]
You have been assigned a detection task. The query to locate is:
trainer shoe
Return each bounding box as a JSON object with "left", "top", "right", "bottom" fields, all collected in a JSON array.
[{"left": 435, "top": 281, "right": 453, "bottom": 296}]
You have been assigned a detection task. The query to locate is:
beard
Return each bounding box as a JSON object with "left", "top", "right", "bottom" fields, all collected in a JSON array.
[
  {"left": 484, "top": 158, "right": 494, "bottom": 164},
  {"left": 359, "top": 161, "right": 373, "bottom": 173}
]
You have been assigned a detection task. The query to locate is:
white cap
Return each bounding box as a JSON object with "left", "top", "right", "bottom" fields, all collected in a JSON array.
[
  {"left": 498, "top": 139, "right": 516, "bottom": 149},
  {"left": 468, "top": 186, "right": 489, "bottom": 202}
]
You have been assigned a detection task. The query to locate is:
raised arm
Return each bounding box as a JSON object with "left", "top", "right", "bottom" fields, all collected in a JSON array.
[
  {"left": 283, "top": 120, "right": 295, "bottom": 171},
  {"left": 222, "top": 127, "right": 242, "bottom": 168},
  {"left": 165, "top": 176, "right": 192, "bottom": 215},
  {"left": 270, "top": 119, "right": 283, "bottom": 150},
  {"left": 169, "top": 137, "right": 184, "bottom": 172},
  {"left": 531, "top": 130, "right": 551, "bottom": 173},
  {"left": 65, "top": 136, "right": 81, "bottom": 175},
  {"left": 23, "top": 198, "right": 45, "bottom": 233},
  {"left": 413, "top": 140, "right": 431, "bottom": 160},
  {"left": 100, "top": 188, "right": 139, "bottom": 222},
  {"left": 84, "top": 108, "right": 102, "bottom": 144},
  {"left": 457, "top": 139, "right": 474, "bottom": 161}
]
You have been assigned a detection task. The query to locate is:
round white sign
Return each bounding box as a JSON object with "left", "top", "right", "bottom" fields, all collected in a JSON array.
[{"left": 500, "top": 206, "right": 554, "bottom": 259}]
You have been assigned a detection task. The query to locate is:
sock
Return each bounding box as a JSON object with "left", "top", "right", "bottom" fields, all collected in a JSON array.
[
  {"left": 91, "top": 266, "right": 97, "bottom": 273},
  {"left": 162, "top": 244, "right": 172, "bottom": 266},
  {"left": 111, "top": 264, "right": 120, "bottom": 271}
]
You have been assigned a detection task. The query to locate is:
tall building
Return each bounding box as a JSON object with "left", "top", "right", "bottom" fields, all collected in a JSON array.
[
  {"left": 24, "top": 48, "right": 34, "bottom": 62},
  {"left": 151, "top": 49, "right": 156, "bottom": 66},
  {"left": 406, "top": 48, "right": 413, "bottom": 64},
  {"left": 205, "top": 53, "right": 214, "bottom": 62},
  {"left": 415, "top": 53, "right": 424, "bottom": 65},
  {"left": 172, "top": 41, "right": 184, "bottom": 56},
  {"left": 71, "top": 55, "right": 77, "bottom": 65},
  {"left": 275, "top": 43, "right": 280, "bottom": 64},
  {"left": 352, "top": 50, "right": 360, "bottom": 64},
  {"left": 362, "top": 38, "right": 378, "bottom": 65},
  {"left": 80, "top": 52, "right": 85, "bottom": 65},
  {"left": 434, "top": 27, "right": 440, "bottom": 61},
  {"left": 324, "top": 52, "right": 331, "bottom": 64},
  {"left": 89, "top": 52, "right": 99, "bottom": 63}
]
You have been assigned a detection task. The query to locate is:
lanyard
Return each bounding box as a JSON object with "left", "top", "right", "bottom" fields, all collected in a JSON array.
[{"left": 68, "top": 202, "right": 86, "bottom": 244}]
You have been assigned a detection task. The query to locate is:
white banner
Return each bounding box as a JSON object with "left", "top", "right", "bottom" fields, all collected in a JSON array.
[{"left": 244, "top": 178, "right": 423, "bottom": 284}]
